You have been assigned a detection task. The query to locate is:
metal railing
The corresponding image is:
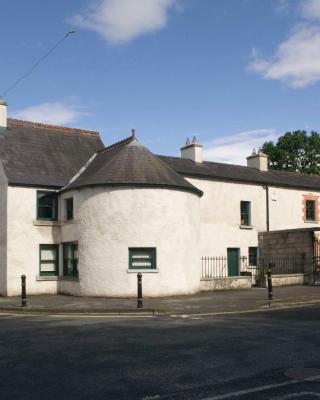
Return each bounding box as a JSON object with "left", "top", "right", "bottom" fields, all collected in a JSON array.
[{"left": 201, "top": 255, "right": 308, "bottom": 280}]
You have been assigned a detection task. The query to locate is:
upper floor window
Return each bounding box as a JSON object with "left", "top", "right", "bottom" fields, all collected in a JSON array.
[
  {"left": 64, "top": 198, "right": 73, "bottom": 221},
  {"left": 240, "top": 201, "right": 251, "bottom": 226},
  {"left": 303, "top": 194, "right": 319, "bottom": 223},
  {"left": 37, "top": 191, "right": 58, "bottom": 221},
  {"left": 306, "top": 200, "right": 316, "bottom": 221}
]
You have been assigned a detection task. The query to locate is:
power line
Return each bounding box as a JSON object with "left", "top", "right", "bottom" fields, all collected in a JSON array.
[
  {"left": 1, "top": 0, "right": 105, "bottom": 98},
  {"left": 1, "top": 30, "right": 76, "bottom": 98}
]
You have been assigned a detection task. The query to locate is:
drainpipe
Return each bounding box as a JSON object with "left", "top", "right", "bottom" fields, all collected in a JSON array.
[{"left": 265, "top": 185, "right": 270, "bottom": 232}]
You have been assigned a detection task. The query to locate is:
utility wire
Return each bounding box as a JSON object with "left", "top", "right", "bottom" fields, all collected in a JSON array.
[
  {"left": 1, "top": 0, "right": 105, "bottom": 98},
  {"left": 1, "top": 30, "right": 75, "bottom": 98}
]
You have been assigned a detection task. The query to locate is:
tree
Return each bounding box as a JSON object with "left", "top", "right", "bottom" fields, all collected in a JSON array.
[{"left": 262, "top": 130, "right": 320, "bottom": 175}]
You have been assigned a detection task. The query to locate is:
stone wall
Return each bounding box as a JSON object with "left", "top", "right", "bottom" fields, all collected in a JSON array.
[
  {"left": 200, "top": 276, "right": 252, "bottom": 291},
  {"left": 258, "top": 229, "right": 315, "bottom": 278}
]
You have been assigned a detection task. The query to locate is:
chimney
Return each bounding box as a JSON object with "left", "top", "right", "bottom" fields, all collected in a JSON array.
[
  {"left": 181, "top": 136, "right": 203, "bottom": 163},
  {"left": 0, "top": 99, "right": 7, "bottom": 128},
  {"left": 247, "top": 148, "right": 268, "bottom": 171}
]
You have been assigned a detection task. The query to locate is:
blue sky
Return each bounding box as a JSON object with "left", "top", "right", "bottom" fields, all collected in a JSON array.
[{"left": 1, "top": 0, "right": 320, "bottom": 164}]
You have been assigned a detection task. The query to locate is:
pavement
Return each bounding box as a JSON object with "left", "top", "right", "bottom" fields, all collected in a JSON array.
[{"left": 0, "top": 285, "right": 319, "bottom": 316}]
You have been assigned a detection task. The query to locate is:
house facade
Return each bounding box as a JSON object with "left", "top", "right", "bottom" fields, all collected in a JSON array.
[{"left": 0, "top": 100, "right": 320, "bottom": 297}]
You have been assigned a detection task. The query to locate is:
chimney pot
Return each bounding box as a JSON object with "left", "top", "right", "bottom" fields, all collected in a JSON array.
[{"left": 0, "top": 99, "right": 7, "bottom": 128}]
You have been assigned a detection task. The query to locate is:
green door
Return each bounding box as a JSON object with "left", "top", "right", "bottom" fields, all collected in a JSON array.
[{"left": 227, "top": 248, "right": 239, "bottom": 276}]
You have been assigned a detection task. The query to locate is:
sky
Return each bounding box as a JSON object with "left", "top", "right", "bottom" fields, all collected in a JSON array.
[{"left": 1, "top": 0, "right": 320, "bottom": 165}]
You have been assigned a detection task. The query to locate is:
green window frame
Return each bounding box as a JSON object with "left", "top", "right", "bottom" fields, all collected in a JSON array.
[
  {"left": 39, "top": 244, "right": 59, "bottom": 276},
  {"left": 63, "top": 242, "right": 78, "bottom": 277},
  {"left": 37, "top": 191, "right": 58, "bottom": 221},
  {"left": 129, "top": 248, "right": 156, "bottom": 270},
  {"left": 240, "top": 201, "right": 251, "bottom": 226},
  {"left": 248, "top": 247, "right": 258, "bottom": 266},
  {"left": 306, "top": 200, "right": 316, "bottom": 221},
  {"left": 64, "top": 198, "right": 74, "bottom": 221}
]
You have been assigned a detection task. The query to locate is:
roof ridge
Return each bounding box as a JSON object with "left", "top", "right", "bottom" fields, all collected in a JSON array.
[
  {"left": 7, "top": 118, "right": 100, "bottom": 138},
  {"left": 97, "top": 135, "right": 135, "bottom": 155}
]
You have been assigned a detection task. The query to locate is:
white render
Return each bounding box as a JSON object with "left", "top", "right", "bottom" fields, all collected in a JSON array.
[
  {"left": 0, "top": 101, "right": 7, "bottom": 128},
  {"left": 76, "top": 187, "right": 200, "bottom": 297},
  {"left": 247, "top": 152, "right": 268, "bottom": 171},
  {"left": 2, "top": 108, "right": 320, "bottom": 298},
  {"left": 181, "top": 143, "right": 203, "bottom": 163}
]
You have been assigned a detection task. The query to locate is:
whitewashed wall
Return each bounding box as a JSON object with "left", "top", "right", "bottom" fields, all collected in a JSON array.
[
  {"left": 76, "top": 186, "right": 201, "bottom": 297},
  {"left": 0, "top": 161, "right": 7, "bottom": 295},
  {"left": 268, "top": 186, "right": 320, "bottom": 230},
  {"left": 6, "top": 187, "right": 60, "bottom": 295},
  {"left": 187, "top": 178, "right": 266, "bottom": 258}
]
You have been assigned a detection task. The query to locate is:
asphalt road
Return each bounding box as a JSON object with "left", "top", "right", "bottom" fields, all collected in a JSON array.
[{"left": 0, "top": 306, "right": 320, "bottom": 399}]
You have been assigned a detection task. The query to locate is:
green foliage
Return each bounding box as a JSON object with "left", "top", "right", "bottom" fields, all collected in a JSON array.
[{"left": 262, "top": 130, "right": 320, "bottom": 175}]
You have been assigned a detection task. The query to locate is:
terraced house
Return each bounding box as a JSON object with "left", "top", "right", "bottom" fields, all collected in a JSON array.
[{"left": 0, "top": 100, "right": 319, "bottom": 297}]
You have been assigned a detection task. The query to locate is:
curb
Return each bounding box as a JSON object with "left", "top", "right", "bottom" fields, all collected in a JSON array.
[
  {"left": 0, "top": 307, "right": 156, "bottom": 317},
  {"left": 0, "top": 299, "right": 319, "bottom": 317}
]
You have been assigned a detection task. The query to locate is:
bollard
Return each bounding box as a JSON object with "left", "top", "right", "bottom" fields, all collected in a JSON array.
[
  {"left": 267, "top": 263, "right": 273, "bottom": 301},
  {"left": 137, "top": 273, "right": 143, "bottom": 309},
  {"left": 21, "top": 274, "right": 27, "bottom": 307}
]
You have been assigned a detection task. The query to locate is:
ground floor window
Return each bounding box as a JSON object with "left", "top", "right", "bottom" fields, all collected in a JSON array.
[
  {"left": 248, "top": 247, "right": 258, "bottom": 266},
  {"left": 129, "top": 248, "right": 156, "bottom": 270},
  {"left": 63, "top": 242, "right": 78, "bottom": 276},
  {"left": 39, "top": 245, "right": 59, "bottom": 276}
]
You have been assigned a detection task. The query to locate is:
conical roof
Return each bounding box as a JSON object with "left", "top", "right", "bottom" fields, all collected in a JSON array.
[{"left": 63, "top": 136, "right": 202, "bottom": 196}]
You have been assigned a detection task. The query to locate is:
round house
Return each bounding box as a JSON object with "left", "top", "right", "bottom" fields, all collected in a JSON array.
[{"left": 60, "top": 135, "right": 203, "bottom": 297}]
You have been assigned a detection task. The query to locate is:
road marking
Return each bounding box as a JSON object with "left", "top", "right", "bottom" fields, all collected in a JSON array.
[
  {"left": 270, "top": 391, "right": 320, "bottom": 399},
  {"left": 200, "top": 380, "right": 299, "bottom": 400}
]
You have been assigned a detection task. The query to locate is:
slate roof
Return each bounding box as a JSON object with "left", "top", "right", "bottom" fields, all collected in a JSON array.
[
  {"left": 63, "top": 136, "right": 203, "bottom": 196},
  {"left": 2, "top": 118, "right": 320, "bottom": 193},
  {"left": 158, "top": 155, "right": 320, "bottom": 191},
  {"left": 0, "top": 119, "right": 104, "bottom": 188}
]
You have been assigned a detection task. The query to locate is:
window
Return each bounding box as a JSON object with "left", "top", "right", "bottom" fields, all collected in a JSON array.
[
  {"left": 240, "top": 201, "right": 251, "bottom": 226},
  {"left": 39, "top": 245, "right": 59, "bottom": 276},
  {"left": 63, "top": 242, "right": 78, "bottom": 277},
  {"left": 37, "top": 191, "right": 58, "bottom": 221},
  {"left": 248, "top": 247, "right": 258, "bottom": 266},
  {"left": 64, "top": 198, "right": 73, "bottom": 221},
  {"left": 306, "top": 200, "right": 316, "bottom": 221},
  {"left": 129, "top": 248, "right": 156, "bottom": 270}
]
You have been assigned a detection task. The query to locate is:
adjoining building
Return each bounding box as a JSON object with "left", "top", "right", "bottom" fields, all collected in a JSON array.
[{"left": 0, "top": 100, "right": 319, "bottom": 297}]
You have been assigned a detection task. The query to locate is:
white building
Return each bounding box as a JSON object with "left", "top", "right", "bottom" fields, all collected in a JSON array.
[{"left": 0, "top": 100, "right": 319, "bottom": 297}]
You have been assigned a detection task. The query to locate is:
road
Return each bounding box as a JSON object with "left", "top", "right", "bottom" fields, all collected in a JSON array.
[{"left": 0, "top": 306, "right": 320, "bottom": 399}]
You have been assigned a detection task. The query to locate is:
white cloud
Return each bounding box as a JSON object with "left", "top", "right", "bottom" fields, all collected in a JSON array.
[
  {"left": 202, "top": 129, "right": 278, "bottom": 165},
  {"left": 249, "top": 0, "right": 320, "bottom": 88},
  {"left": 300, "top": 0, "right": 320, "bottom": 20},
  {"left": 12, "top": 101, "right": 90, "bottom": 125},
  {"left": 71, "top": 0, "right": 178, "bottom": 44},
  {"left": 249, "top": 24, "right": 320, "bottom": 88}
]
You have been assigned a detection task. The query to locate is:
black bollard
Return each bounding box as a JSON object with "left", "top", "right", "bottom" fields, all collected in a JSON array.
[
  {"left": 267, "top": 263, "right": 273, "bottom": 301},
  {"left": 21, "top": 274, "right": 27, "bottom": 307},
  {"left": 137, "top": 273, "right": 143, "bottom": 308}
]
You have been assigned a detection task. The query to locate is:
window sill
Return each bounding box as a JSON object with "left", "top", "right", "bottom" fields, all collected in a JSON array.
[
  {"left": 33, "top": 220, "right": 60, "bottom": 227},
  {"left": 239, "top": 225, "right": 253, "bottom": 230},
  {"left": 60, "top": 276, "right": 80, "bottom": 282},
  {"left": 127, "top": 269, "right": 159, "bottom": 274},
  {"left": 61, "top": 219, "right": 75, "bottom": 225},
  {"left": 36, "top": 275, "right": 79, "bottom": 282},
  {"left": 305, "top": 220, "right": 318, "bottom": 224},
  {"left": 36, "top": 275, "right": 59, "bottom": 281}
]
